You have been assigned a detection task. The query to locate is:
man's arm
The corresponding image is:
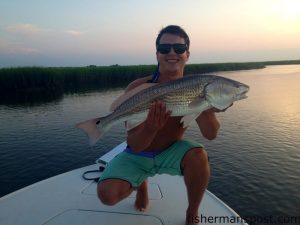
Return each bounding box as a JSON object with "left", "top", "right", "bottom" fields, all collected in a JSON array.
[
  {"left": 196, "top": 103, "right": 234, "bottom": 140},
  {"left": 196, "top": 109, "right": 220, "bottom": 140}
]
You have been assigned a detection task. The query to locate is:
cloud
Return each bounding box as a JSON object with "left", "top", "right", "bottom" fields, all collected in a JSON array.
[
  {"left": 5, "top": 24, "right": 85, "bottom": 37},
  {"left": 65, "top": 30, "right": 85, "bottom": 36},
  {"left": 5, "top": 23, "right": 50, "bottom": 35},
  {"left": 0, "top": 38, "right": 40, "bottom": 54},
  {"left": 17, "top": 47, "right": 40, "bottom": 54}
]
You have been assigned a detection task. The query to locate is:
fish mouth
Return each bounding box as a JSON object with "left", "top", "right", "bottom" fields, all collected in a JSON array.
[
  {"left": 237, "top": 85, "right": 250, "bottom": 100},
  {"left": 238, "top": 92, "right": 248, "bottom": 100}
]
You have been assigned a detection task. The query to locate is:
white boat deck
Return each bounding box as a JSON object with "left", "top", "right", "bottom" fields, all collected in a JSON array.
[{"left": 0, "top": 142, "right": 248, "bottom": 225}]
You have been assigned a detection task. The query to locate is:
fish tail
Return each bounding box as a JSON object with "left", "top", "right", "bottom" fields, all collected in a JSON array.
[{"left": 76, "top": 117, "right": 106, "bottom": 146}]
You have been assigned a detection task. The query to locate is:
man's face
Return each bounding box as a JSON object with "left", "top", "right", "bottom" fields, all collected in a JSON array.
[{"left": 156, "top": 33, "right": 190, "bottom": 75}]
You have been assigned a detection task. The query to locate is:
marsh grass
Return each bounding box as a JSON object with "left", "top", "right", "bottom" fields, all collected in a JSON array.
[{"left": 0, "top": 60, "right": 299, "bottom": 104}]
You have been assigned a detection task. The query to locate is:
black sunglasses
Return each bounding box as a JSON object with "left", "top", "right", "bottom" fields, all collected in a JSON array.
[{"left": 157, "top": 43, "right": 188, "bottom": 54}]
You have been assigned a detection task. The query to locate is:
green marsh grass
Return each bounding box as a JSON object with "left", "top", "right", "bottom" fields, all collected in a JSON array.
[{"left": 0, "top": 60, "right": 299, "bottom": 104}]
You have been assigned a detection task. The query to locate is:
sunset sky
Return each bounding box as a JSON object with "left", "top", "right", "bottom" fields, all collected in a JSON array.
[{"left": 0, "top": 0, "right": 299, "bottom": 67}]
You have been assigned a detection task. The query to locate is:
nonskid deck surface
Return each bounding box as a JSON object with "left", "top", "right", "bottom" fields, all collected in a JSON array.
[{"left": 0, "top": 142, "right": 247, "bottom": 225}]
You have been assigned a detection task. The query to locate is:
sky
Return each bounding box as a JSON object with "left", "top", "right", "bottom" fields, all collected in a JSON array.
[{"left": 0, "top": 0, "right": 300, "bottom": 67}]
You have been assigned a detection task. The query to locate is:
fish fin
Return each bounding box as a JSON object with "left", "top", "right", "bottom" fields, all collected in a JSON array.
[
  {"left": 110, "top": 83, "right": 157, "bottom": 112},
  {"left": 188, "top": 97, "right": 211, "bottom": 111},
  {"left": 76, "top": 117, "right": 105, "bottom": 146},
  {"left": 180, "top": 113, "right": 201, "bottom": 128},
  {"left": 126, "top": 120, "right": 144, "bottom": 131},
  {"left": 182, "top": 97, "right": 211, "bottom": 127}
]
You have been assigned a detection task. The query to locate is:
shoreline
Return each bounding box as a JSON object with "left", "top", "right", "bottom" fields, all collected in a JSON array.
[{"left": 0, "top": 60, "right": 299, "bottom": 104}]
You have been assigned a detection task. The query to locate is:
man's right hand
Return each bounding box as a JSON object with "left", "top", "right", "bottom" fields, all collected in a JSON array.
[
  {"left": 126, "top": 101, "right": 171, "bottom": 152},
  {"left": 144, "top": 101, "right": 171, "bottom": 133}
]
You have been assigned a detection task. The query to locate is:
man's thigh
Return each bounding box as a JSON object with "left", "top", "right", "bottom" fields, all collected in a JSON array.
[
  {"left": 99, "top": 152, "right": 154, "bottom": 187},
  {"left": 155, "top": 139, "right": 204, "bottom": 175}
]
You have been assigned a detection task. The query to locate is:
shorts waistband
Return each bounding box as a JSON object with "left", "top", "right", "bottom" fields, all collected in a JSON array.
[{"left": 124, "top": 146, "right": 163, "bottom": 158}]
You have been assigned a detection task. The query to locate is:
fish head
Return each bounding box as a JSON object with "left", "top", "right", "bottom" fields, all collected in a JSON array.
[{"left": 205, "top": 77, "right": 250, "bottom": 110}]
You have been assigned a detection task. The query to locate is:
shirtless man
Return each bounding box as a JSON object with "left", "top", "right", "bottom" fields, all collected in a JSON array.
[{"left": 97, "top": 25, "right": 220, "bottom": 225}]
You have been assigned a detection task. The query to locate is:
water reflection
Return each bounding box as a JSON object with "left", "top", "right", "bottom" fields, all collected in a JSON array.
[
  {"left": 0, "top": 89, "right": 64, "bottom": 105},
  {"left": 0, "top": 86, "right": 126, "bottom": 106}
]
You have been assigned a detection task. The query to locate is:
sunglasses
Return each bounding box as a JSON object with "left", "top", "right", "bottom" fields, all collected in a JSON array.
[{"left": 157, "top": 43, "right": 188, "bottom": 54}]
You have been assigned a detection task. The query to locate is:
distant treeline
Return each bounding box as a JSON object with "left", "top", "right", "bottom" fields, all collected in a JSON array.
[{"left": 0, "top": 60, "right": 299, "bottom": 104}]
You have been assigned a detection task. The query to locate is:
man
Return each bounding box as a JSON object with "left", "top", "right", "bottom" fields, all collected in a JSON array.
[{"left": 97, "top": 25, "right": 221, "bottom": 225}]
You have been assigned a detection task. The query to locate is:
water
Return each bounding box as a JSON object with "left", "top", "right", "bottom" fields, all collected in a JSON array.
[{"left": 1, "top": 65, "right": 300, "bottom": 224}]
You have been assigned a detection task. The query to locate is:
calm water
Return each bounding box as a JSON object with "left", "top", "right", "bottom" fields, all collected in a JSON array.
[{"left": 1, "top": 65, "right": 300, "bottom": 224}]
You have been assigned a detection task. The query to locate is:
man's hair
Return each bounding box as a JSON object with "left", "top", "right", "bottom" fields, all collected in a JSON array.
[{"left": 155, "top": 25, "right": 190, "bottom": 50}]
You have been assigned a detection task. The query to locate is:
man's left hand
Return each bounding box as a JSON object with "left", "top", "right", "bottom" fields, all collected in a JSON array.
[{"left": 205, "top": 103, "right": 233, "bottom": 113}]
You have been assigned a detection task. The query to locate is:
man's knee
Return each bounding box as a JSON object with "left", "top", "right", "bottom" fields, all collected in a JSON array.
[
  {"left": 97, "top": 179, "right": 132, "bottom": 206},
  {"left": 97, "top": 182, "right": 116, "bottom": 205},
  {"left": 97, "top": 180, "right": 124, "bottom": 206},
  {"left": 181, "top": 147, "right": 209, "bottom": 169}
]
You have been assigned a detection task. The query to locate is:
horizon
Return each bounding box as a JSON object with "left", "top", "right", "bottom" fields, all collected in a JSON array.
[
  {"left": 1, "top": 0, "right": 300, "bottom": 68},
  {"left": 1, "top": 59, "right": 300, "bottom": 70}
]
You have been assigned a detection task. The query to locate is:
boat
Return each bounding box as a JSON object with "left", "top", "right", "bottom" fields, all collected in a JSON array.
[{"left": 0, "top": 141, "right": 248, "bottom": 225}]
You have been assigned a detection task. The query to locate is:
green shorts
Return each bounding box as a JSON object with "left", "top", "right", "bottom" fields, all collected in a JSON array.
[{"left": 99, "top": 139, "right": 204, "bottom": 187}]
